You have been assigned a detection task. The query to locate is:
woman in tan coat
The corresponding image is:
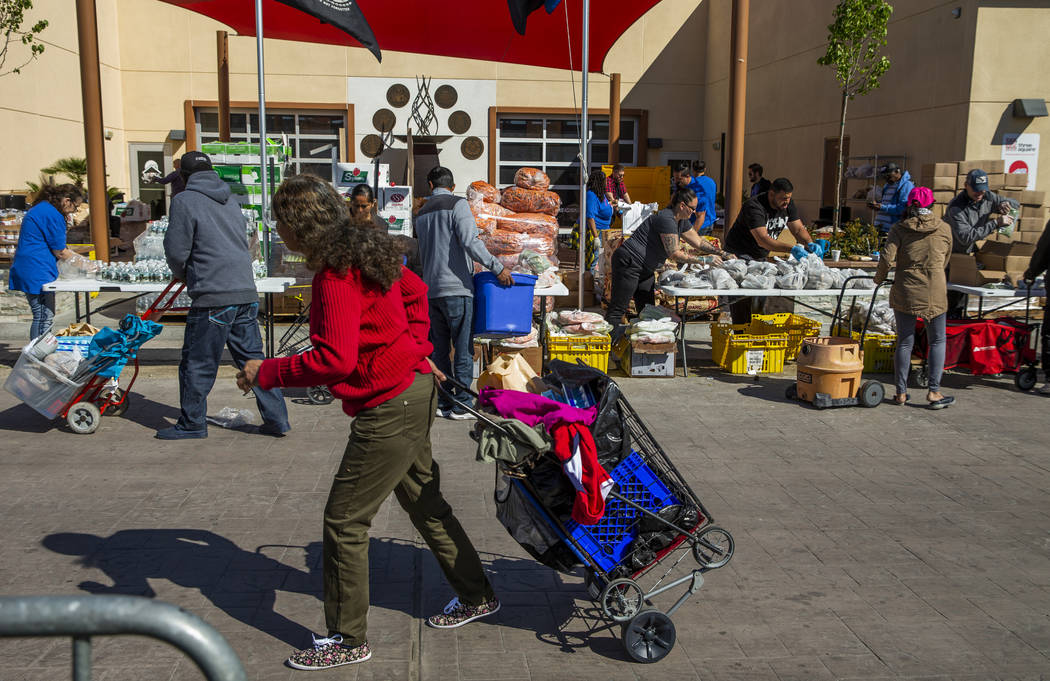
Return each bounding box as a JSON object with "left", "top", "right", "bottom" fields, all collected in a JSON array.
[{"left": 874, "top": 186, "right": 955, "bottom": 409}]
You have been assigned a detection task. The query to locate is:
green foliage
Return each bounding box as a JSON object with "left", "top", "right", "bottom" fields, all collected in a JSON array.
[
  {"left": 825, "top": 218, "right": 880, "bottom": 256},
  {"left": 42, "top": 157, "right": 89, "bottom": 188},
  {"left": 817, "top": 0, "right": 893, "bottom": 99},
  {"left": 1, "top": 0, "right": 49, "bottom": 76}
]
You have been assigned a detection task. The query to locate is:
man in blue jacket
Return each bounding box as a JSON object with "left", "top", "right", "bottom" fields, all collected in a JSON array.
[
  {"left": 159, "top": 151, "right": 289, "bottom": 440},
  {"left": 868, "top": 162, "right": 914, "bottom": 235},
  {"left": 689, "top": 161, "right": 718, "bottom": 235}
]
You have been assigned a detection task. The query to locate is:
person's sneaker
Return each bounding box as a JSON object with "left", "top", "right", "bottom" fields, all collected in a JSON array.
[
  {"left": 155, "top": 425, "right": 207, "bottom": 440},
  {"left": 258, "top": 422, "right": 289, "bottom": 437},
  {"left": 286, "top": 634, "right": 371, "bottom": 671},
  {"left": 1039, "top": 382, "right": 1050, "bottom": 395},
  {"left": 427, "top": 597, "right": 500, "bottom": 628},
  {"left": 447, "top": 404, "right": 476, "bottom": 421}
]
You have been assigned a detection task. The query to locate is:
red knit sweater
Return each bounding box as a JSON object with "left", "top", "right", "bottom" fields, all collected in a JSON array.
[{"left": 257, "top": 266, "right": 433, "bottom": 416}]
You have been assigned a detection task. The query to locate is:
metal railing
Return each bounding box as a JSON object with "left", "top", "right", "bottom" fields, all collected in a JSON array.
[{"left": 0, "top": 595, "right": 246, "bottom": 681}]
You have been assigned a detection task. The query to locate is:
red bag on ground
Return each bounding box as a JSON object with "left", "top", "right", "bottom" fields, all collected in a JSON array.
[
  {"left": 501, "top": 186, "right": 561, "bottom": 216},
  {"left": 514, "top": 167, "right": 551, "bottom": 191}
]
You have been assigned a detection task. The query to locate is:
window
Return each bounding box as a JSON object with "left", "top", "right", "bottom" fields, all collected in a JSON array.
[
  {"left": 195, "top": 109, "right": 347, "bottom": 181},
  {"left": 496, "top": 115, "right": 638, "bottom": 225}
]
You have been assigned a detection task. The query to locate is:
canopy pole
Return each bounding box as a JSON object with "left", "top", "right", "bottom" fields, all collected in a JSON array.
[
  {"left": 608, "top": 72, "right": 621, "bottom": 164},
  {"left": 74, "top": 0, "right": 109, "bottom": 262},
  {"left": 254, "top": 0, "right": 270, "bottom": 273},
  {"left": 217, "top": 31, "right": 231, "bottom": 142},
  {"left": 725, "top": 0, "right": 750, "bottom": 232},
  {"left": 577, "top": 0, "right": 589, "bottom": 310}
]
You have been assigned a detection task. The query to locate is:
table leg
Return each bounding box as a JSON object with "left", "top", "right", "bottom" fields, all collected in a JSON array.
[
  {"left": 84, "top": 293, "right": 92, "bottom": 325},
  {"left": 265, "top": 292, "right": 275, "bottom": 357},
  {"left": 75, "top": 293, "right": 81, "bottom": 322},
  {"left": 675, "top": 296, "right": 688, "bottom": 377},
  {"left": 539, "top": 297, "right": 549, "bottom": 372}
]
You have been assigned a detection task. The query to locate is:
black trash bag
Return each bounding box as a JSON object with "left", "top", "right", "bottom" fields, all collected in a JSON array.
[
  {"left": 495, "top": 474, "right": 579, "bottom": 574},
  {"left": 637, "top": 504, "right": 684, "bottom": 533},
  {"left": 677, "top": 505, "right": 700, "bottom": 530},
  {"left": 637, "top": 529, "right": 677, "bottom": 552},
  {"left": 528, "top": 457, "right": 576, "bottom": 519},
  {"left": 626, "top": 540, "right": 657, "bottom": 572},
  {"left": 544, "top": 360, "right": 631, "bottom": 469}
]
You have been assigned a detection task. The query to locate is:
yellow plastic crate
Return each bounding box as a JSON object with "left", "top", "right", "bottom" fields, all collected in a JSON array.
[
  {"left": 831, "top": 324, "right": 897, "bottom": 373},
  {"left": 548, "top": 332, "right": 611, "bottom": 373},
  {"left": 709, "top": 322, "right": 751, "bottom": 366},
  {"left": 750, "top": 313, "right": 822, "bottom": 361},
  {"left": 717, "top": 333, "right": 789, "bottom": 374}
]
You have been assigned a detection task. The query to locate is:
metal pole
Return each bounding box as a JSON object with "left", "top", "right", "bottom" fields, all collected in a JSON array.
[
  {"left": 217, "top": 31, "right": 231, "bottom": 142},
  {"left": 608, "top": 72, "right": 621, "bottom": 165},
  {"left": 72, "top": 635, "right": 91, "bottom": 681},
  {"left": 254, "top": 0, "right": 270, "bottom": 274},
  {"left": 74, "top": 0, "right": 110, "bottom": 262},
  {"left": 725, "top": 0, "right": 750, "bottom": 230},
  {"left": 577, "top": 0, "right": 589, "bottom": 310}
]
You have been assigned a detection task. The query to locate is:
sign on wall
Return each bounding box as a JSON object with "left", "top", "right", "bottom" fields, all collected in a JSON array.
[{"left": 1001, "top": 133, "right": 1039, "bottom": 190}]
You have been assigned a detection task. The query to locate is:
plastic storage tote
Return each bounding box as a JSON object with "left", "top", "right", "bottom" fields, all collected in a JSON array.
[
  {"left": 473, "top": 272, "right": 537, "bottom": 335},
  {"left": 751, "top": 313, "right": 822, "bottom": 361},
  {"left": 3, "top": 348, "right": 85, "bottom": 419}
]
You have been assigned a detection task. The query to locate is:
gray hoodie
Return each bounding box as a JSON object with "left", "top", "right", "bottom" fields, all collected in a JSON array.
[
  {"left": 944, "top": 189, "right": 1020, "bottom": 254},
  {"left": 164, "top": 170, "right": 258, "bottom": 308}
]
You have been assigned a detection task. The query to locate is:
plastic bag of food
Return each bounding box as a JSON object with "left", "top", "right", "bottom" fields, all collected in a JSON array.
[
  {"left": 638, "top": 304, "right": 678, "bottom": 322},
  {"left": 775, "top": 271, "right": 806, "bottom": 290},
  {"left": 58, "top": 253, "right": 100, "bottom": 279},
  {"left": 678, "top": 275, "right": 711, "bottom": 289},
  {"left": 497, "top": 212, "right": 559, "bottom": 237},
  {"left": 471, "top": 200, "right": 512, "bottom": 234},
  {"left": 659, "top": 270, "right": 684, "bottom": 286},
  {"left": 501, "top": 186, "right": 561, "bottom": 216},
  {"left": 500, "top": 326, "right": 540, "bottom": 348},
  {"left": 630, "top": 319, "right": 677, "bottom": 334},
  {"left": 741, "top": 273, "right": 776, "bottom": 290},
  {"left": 557, "top": 309, "right": 605, "bottom": 325},
  {"left": 468, "top": 180, "right": 501, "bottom": 204},
  {"left": 773, "top": 257, "right": 796, "bottom": 276},
  {"left": 828, "top": 268, "right": 846, "bottom": 289},
  {"left": 708, "top": 268, "right": 738, "bottom": 290},
  {"left": 629, "top": 330, "right": 676, "bottom": 344},
  {"left": 519, "top": 249, "right": 554, "bottom": 274},
  {"left": 481, "top": 230, "right": 526, "bottom": 255},
  {"left": 514, "top": 167, "right": 551, "bottom": 191},
  {"left": 519, "top": 233, "right": 556, "bottom": 255},
  {"left": 535, "top": 269, "right": 561, "bottom": 288},
  {"left": 805, "top": 268, "right": 836, "bottom": 290},
  {"left": 721, "top": 259, "right": 748, "bottom": 283},
  {"left": 747, "top": 260, "right": 778, "bottom": 277}
]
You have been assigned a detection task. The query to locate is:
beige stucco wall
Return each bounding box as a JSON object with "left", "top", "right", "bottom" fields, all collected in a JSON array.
[{"left": 0, "top": 0, "right": 706, "bottom": 196}]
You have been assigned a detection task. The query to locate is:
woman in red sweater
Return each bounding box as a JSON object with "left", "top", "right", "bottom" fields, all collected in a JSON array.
[{"left": 238, "top": 175, "right": 499, "bottom": 671}]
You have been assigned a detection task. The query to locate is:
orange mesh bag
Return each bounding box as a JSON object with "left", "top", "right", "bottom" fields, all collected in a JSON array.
[
  {"left": 520, "top": 233, "right": 556, "bottom": 255},
  {"left": 513, "top": 167, "right": 550, "bottom": 190},
  {"left": 496, "top": 212, "right": 559, "bottom": 238},
  {"left": 471, "top": 200, "right": 512, "bottom": 234},
  {"left": 468, "top": 181, "right": 501, "bottom": 204},
  {"left": 480, "top": 229, "right": 526, "bottom": 255},
  {"left": 501, "top": 186, "right": 561, "bottom": 216}
]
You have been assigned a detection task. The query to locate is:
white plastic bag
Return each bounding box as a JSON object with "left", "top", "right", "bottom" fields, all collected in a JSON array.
[
  {"left": 805, "top": 269, "right": 836, "bottom": 290},
  {"left": 208, "top": 407, "right": 256, "bottom": 429},
  {"left": 741, "top": 273, "right": 776, "bottom": 290},
  {"left": 721, "top": 260, "right": 748, "bottom": 283},
  {"left": 775, "top": 271, "right": 806, "bottom": 290},
  {"left": 746, "top": 261, "right": 778, "bottom": 277},
  {"left": 708, "top": 268, "right": 738, "bottom": 290}
]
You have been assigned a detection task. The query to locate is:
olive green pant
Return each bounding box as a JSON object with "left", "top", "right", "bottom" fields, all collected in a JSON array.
[{"left": 322, "top": 372, "right": 495, "bottom": 646}]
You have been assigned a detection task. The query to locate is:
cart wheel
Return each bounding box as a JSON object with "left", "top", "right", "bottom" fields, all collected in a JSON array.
[
  {"left": 785, "top": 384, "right": 798, "bottom": 401},
  {"left": 306, "top": 385, "right": 334, "bottom": 405},
  {"left": 600, "top": 578, "right": 644, "bottom": 623},
  {"left": 67, "top": 402, "right": 101, "bottom": 434},
  {"left": 105, "top": 390, "right": 130, "bottom": 417},
  {"left": 858, "top": 380, "right": 885, "bottom": 408},
  {"left": 621, "top": 609, "right": 676, "bottom": 664},
  {"left": 913, "top": 366, "right": 929, "bottom": 388},
  {"left": 1015, "top": 367, "right": 1038, "bottom": 392},
  {"left": 692, "top": 526, "right": 735, "bottom": 569}
]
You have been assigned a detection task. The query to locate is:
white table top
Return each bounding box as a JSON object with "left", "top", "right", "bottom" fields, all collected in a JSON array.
[
  {"left": 535, "top": 282, "right": 569, "bottom": 297},
  {"left": 946, "top": 284, "right": 1046, "bottom": 298},
  {"left": 657, "top": 285, "right": 888, "bottom": 298},
  {"left": 43, "top": 277, "right": 296, "bottom": 294}
]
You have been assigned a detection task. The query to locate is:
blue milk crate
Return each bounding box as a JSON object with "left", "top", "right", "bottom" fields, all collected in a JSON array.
[
  {"left": 564, "top": 452, "right": 680, "bottom": 572},
  {"left": 55, "top": 336, "right": 94, "bottom": 354}
]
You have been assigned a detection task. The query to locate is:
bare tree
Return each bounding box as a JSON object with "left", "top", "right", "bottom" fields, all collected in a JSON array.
[{"left": 1, "top": 0, "right": 48, "bottom": 76}]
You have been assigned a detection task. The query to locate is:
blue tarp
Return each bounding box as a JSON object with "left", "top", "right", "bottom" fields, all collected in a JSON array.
[{"left": 85, "top": 314, "right": 163, "bottom": 379}]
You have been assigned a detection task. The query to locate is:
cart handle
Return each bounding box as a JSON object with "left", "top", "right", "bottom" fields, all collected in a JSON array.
[
  {"left": 830, "top": 275, "right": 893, "bottom": 345},
  {"left": 140, "top": 280, "right": 187, "bottom": 322}
]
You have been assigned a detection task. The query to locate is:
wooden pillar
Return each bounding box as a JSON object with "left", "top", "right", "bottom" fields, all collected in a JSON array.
[
  {"left": 608, "top": 72, "right": 621, "bottom": 164},
  {"left": 217, "top": 31, "right": 231, "bottom": 141},
  {"left": 75, "top": 0, "right": 109, "bottom": 261},
  {"left": 725, "top": 0, "right": 750, "bottom": 228}
]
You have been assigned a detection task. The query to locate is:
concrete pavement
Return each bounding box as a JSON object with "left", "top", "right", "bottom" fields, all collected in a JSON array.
[{"left": 1, "top": 357, "right": 1049, "bottom": 680}]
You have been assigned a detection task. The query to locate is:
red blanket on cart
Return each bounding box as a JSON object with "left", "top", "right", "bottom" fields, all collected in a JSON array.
[{"left": 916, "top": 317, "right": 1036, "bottom": 375}]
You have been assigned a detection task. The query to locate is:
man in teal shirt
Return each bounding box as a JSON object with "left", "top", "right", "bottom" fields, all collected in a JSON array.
[{"left": 688, "top": 161, "right": 718, "bottom": 235}]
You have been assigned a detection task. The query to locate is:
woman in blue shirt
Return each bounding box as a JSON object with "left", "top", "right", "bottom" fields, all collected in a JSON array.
[
  {"left": 586, "top": 170, "right": 614, "bottom": 239},
  {"left": 9, "top": 184, "right": 82, "bottom": 338}
]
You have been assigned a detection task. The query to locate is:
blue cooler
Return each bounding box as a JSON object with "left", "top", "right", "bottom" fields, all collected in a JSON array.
[{"left": 473, "top": 272, "right": 537, "bottom": 335}]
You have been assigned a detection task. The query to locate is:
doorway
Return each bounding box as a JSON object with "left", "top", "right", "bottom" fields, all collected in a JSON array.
[
  {"left": 128, "top": 143, "right": 169, "bottom": 219},
  {"left": 822, "top": 136, "right": 851, "bottom": 208}
]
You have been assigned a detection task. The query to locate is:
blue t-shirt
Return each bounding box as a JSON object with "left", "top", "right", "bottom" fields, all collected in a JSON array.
[
  {"left": 9, "top": 202, "right": 67, "bottom": 295},
  {"left": 688, "top": 175, "right": 718, "bottom": 231},
  {"left": 586, "top": 190, "right": 614, "bottom": 231}
]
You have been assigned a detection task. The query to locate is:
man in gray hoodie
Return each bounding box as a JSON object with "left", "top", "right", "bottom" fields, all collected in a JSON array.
[
  {"left": 158, "top": 151, "right": 289, "bottom": 440},
  {"left": 415, "top": 166, "right": 512, "bottom": 419}
]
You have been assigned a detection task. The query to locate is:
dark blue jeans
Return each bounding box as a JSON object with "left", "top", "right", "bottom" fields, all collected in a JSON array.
[
  {"left": 177, "top": 302, "right": 289, "bottom": 432},
  {"left": 25, "top": 291, "right": 56, "bottom": 339},
  {"left": 428, "top": 296, "right": 474, "bottom": 411}
]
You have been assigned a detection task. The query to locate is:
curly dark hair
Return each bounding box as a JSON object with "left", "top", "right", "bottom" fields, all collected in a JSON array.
[
  {"left": 272, "top": 174, "right": 403, "bottom": 291},
  {"left": 34, "top": 180, "right": 83, "bottom": 209},
  {"left": 587, "top": 169, "right": 607, "bottom": 199}
]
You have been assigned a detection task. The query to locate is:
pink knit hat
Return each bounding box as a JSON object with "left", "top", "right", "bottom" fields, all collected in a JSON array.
[{"left": 908, "top": 186, "right": 935, "bottom": 208}]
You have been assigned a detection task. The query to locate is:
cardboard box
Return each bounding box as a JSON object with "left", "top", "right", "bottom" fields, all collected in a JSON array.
[
  {"left": 957, "top": 174, "right": 969, "bottom": 190},
  {"left": 1000, "top": 190, "right": 1023, "bottom": 202},
  {"left": 1004, "top": 173, "right": 1029, "bottom": 190},
  {"left": 932, "top": 190, "right": 956, "bottom": 204},
  {"left": 921, "top": 176, "right": 956, "bottom": 191},
  {"left": 958, "top": 159, "right": 1004, "bottom": 174},
  {"left": 377, "top": 211, "right": 412, "bottom": 236},
  {"left": 241, "top": 165, "right": 283, "bottom": 185},
  {"left": 930, "top": 203, "right": 946, "bottom": 219},
  {"left": 987, "top": 173, "right": 1005, "bottom": 190},
  {"left": 334, "top": 162, "right": 388, "bottom": 189},
  {"left": 922, "top": 162, "right": 958, "bottom": 177},
  {"left": 379, "top": 186, "right": 413, "bottom": 213},
  {"left": 1022, "top": 205, "right": 1048, "bottom": 221},
  {"left": 489, "top": 344, "right": 542, "bottom": 375},
  {"left": 613, "top": 337, "right": 676, "bottom": 377},
  {"left": 948, "top": 253, "right": 1005, "bottom": 286},
  {"left": 1018, "top": 217, "right": 1045, "bottom": 232},
  {"left": 1018, "top": 231, "right": 1044, "bottom": 243},
  {"left": 1020, "top": 190, "right": 1046, "bottom": 206}
]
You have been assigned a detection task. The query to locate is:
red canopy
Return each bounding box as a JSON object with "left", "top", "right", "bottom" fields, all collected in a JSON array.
[{"left": 159, "top": 0, "right": 662, "bottom": 72}]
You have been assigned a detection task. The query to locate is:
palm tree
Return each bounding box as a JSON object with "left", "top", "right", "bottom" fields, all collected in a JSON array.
[{"left": 41, "top": 157, "right": 88, "bottom": 188}]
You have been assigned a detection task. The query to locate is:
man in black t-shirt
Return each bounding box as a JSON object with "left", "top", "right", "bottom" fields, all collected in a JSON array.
[
  {"left": 605, "top": 188, "right": 730, "bottom": 326},
  {"left": 725, "top": 177, "right": 817, "bottom": 322}
]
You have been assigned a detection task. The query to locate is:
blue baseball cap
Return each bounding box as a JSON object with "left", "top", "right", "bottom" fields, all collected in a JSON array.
[{"left": 966, "top": 169, "right": 989, "bottom": 192}]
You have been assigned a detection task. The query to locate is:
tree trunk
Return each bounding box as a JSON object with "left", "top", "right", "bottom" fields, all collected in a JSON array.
[{"left": 834, "top": 90, "right": 848, "bottom": 234}]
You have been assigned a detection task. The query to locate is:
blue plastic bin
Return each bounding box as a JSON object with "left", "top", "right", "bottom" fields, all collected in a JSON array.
[
  {"left": 473, "top": 272, "right": 537, "bottom": 335},
  {"left": 564, "top": 452, "right": 680, "bottom": 572}
]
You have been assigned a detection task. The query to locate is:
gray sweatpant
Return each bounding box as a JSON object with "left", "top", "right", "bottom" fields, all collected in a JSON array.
[{"left": 894, "top": 311, "right": 946, "bottom": 394}]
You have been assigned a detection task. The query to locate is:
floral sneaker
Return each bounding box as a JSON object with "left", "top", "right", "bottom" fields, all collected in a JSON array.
[
  {"left": 286, "top": 634, "right": 371, "bottom": 671},
  {"left": 426, "top": 596, "right": 500, "bottom": 629}
]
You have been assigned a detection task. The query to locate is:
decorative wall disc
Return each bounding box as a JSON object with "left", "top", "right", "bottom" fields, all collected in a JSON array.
[
  {"left": 360, "top": 134, "right": 383, "bottom": 158},
  {"left": 461, "top": 136, "right": 484, "bottom": 160},
  {"left": 372, "top": 108, "right": 396, "bottom": 133},
  {"left": 448, "top": 110, "right": 472, "bottom": 135},
  {"left": 434, "top": 84, "right": 458, "bottom": 109},
  {"left": 386, "top": 84, "right": 410, "bottom": 108}
]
